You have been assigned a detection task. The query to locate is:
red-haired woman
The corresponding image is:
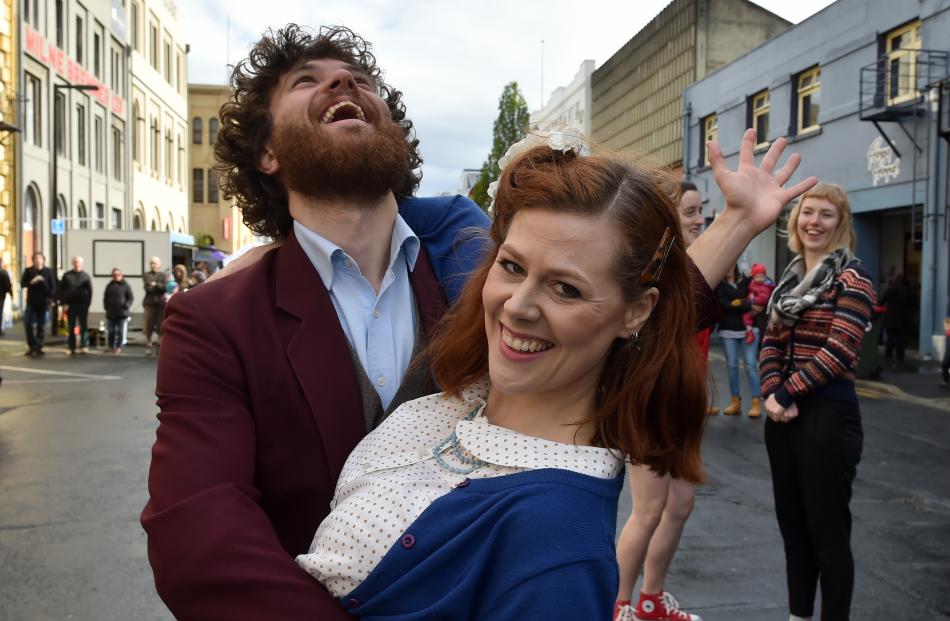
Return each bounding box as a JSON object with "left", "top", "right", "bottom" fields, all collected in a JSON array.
[
  {"left": 760, "top": 183, "right": 875, "bottom": 621},
  {"left": 294, "top": 130, "right": 812, "bottom": 619}
]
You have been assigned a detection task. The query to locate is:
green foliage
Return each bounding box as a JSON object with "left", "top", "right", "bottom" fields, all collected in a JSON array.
[
  {"left": 470, "top": 82, "right": 530, "bottom": 211},
  {"left": 194, "top": 232, "right": 215, "bottom": 247}
]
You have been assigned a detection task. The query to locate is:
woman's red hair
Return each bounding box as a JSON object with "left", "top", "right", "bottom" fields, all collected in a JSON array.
[{"left": 426, "top": 146, "right": 707, "bottom": 483}]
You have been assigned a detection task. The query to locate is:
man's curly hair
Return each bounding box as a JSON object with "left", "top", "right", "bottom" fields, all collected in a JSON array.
[{"left": 214, "top": 24, "right": 423, "bottom": 240}]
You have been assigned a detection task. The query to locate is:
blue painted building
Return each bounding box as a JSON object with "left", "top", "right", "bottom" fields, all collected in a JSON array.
[{"left": 683, "top": 0, "right": 950, "bottom": 357}]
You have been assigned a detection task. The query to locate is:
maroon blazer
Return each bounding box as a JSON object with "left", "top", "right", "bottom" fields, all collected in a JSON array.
[{"left": 141, "top": 231, "right": 446, "bottom": 620}]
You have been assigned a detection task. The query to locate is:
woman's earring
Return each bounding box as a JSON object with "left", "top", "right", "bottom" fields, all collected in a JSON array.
[{"left": 630, "top": 331, "right": 641, "bottom": 351}]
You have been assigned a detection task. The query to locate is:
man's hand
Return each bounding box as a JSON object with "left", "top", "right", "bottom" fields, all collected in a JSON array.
[
  {"left": 708, "top": 128, "right": 818, "bottom": 239},
  {"left": 30, "top": 275, "right": 44, "bottom": 285}
]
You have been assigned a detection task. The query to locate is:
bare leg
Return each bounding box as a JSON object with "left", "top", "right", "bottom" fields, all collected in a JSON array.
[
  {"left": 641, "top": 478, "right": 696, "bottom": 593},
  {"left": 615, "top": 464, "right": 672, "bottom": 600}
]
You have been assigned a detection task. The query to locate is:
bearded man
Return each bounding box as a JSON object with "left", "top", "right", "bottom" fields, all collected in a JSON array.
[{"left": 141, "top": 25, "right": 488, "bottom": 619}]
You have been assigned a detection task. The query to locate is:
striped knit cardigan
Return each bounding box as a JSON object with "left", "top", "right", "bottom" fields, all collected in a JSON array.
[{"left": 759, "top": 261, "right": 877, "bottom": 408}]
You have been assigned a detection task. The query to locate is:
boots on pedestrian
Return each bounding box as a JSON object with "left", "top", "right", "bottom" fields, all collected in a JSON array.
[
  {"left": 706, "top": 405, "right": 720, "bottom": 416},
  {"left": 747, "top": 397, "right": 761, "bottom": 418},
  {"left": 723, "top": 396, "right": 741, "bottom": 415}
]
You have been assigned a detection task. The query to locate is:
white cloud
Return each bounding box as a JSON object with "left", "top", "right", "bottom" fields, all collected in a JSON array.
[{"left": 182, "top": 0, "right": 836, "bottom": 196}]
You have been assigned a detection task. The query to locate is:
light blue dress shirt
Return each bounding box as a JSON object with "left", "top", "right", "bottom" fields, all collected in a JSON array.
[{"left": 294, "top": 217, "right": 420, "bottom": 411}]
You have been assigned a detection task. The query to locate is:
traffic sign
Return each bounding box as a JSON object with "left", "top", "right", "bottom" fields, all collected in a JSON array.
[{"left": 51, "top": 218, "right": 66, "bottom": 235}]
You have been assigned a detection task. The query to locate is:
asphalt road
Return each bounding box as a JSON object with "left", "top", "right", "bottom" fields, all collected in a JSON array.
[{"left": 0, "top": 340, "right": 947, "bottom": 620}]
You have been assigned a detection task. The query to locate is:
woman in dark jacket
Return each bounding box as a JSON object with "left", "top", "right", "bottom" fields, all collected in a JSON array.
[
  {"left": 714, "top": 265, "right": 763, "bottom": 417},
  {"left": 103, "top": 268, "right": 134, "bottom": 353}
]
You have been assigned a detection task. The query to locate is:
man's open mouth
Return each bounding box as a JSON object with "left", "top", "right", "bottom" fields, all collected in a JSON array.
[{"left": 320, "top": 101, "right": 367, "bottom": 124}]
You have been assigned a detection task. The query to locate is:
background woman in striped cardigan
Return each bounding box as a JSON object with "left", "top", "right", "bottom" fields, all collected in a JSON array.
[{"left": 759, "top": 184, "right": 876, "bottom": 621}]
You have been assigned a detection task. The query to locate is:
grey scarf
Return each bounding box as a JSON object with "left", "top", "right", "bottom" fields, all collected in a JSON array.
[{"left": 768, "top": 247, "right": 855, "bottom": 326}]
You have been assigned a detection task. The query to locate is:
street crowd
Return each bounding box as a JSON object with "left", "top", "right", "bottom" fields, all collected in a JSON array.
[
  {"left": 13, "top": 254, "right": 215, "bottom": 357},
  {"left": 9, "top": 23, "right": 946, "bottom": 621}
]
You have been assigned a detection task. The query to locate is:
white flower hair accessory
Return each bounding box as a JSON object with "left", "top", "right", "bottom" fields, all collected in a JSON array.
[{"left": 486, "top": 125, "right": 590, "bottom": 211}]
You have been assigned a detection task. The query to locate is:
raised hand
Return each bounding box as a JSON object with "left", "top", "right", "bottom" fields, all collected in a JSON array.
[{"left": 707, "top": 128, "right": 818, "bottom": 236}]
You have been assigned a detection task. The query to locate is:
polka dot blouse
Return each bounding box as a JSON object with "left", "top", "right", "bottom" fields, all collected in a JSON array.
[{"left": 295, "top": 377, "right": 624, "bottom": 597}]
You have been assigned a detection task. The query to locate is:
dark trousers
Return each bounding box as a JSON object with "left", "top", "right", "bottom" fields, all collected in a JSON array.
[
  {"left": 24, "top": 306, "right": 46, "bottom": 351},
  {"left": 66, "top": 305, "right": 89, "bottom": 351},
  {"left": 884, "top": 327, "right": 906, "bottom": 363},
  {"left": 765, "top": 394, "right": 863, "bottom": 620}
]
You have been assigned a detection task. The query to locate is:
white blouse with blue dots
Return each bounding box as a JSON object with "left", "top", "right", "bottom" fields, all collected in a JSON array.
[{"left": 295, "top": 377, "right": 624, "bottom": 597}]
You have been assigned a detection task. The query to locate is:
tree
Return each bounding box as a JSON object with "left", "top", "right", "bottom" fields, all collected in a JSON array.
[{"left": 470, "top": 82, "right": 530, "bottom": 211}]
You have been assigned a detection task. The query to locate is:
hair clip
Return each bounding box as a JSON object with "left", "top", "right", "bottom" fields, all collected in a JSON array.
[{"left": 639, "top": 227, "right": 675, "bottom": 287}]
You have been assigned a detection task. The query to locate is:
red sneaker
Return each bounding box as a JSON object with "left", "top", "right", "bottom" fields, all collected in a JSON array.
[
  {"left": 634, "top": 591, "right": 702, "bottom": 621},
  {"left": 614, "top": 600, "right": 635, "bottom": 621}
]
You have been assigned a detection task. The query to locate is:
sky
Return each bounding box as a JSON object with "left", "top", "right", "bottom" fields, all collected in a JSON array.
[{"left": 182, "top": 0, "right": 838, "bottom": 196}]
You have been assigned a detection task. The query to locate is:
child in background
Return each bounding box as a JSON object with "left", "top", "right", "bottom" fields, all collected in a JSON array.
[{"left": 744, "top": 263, "right": 775, "bottom": 344}]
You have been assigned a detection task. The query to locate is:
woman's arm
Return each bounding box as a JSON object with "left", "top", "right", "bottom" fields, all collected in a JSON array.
[
  {"left": 771, "top": 268, "right": 876, "bottom": 408},
  {"left": 688, "top": 129, "right": 817, "bottom": 289}
]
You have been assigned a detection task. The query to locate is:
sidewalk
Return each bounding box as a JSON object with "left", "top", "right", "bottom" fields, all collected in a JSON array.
[{"left": 0, "top": 319, "right": 152, "bottom": 357}]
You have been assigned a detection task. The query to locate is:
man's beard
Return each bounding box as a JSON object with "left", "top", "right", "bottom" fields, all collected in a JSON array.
[{"left": 271, "top": 117, "right": 413, "bottom": 203}]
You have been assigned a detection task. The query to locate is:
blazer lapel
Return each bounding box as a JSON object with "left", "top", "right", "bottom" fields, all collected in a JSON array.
[
  {"left": 409, "top": 246, "right": 447, "bottom": 338},
  {"left": 275, "top": 231, "right": 365, "bottom": 474}
]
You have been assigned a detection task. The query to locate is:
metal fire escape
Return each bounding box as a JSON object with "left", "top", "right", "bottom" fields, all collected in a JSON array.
[{"left": 859, "top": 48, "right": 949, "bottom": 245}]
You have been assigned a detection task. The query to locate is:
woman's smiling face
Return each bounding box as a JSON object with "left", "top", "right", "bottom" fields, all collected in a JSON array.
[{"left": 482, "top": 209, "right": 651, "bottom": 401}]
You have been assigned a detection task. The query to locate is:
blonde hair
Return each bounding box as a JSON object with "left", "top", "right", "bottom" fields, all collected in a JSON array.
[{"left": 786, "top": 183, "right": 856, "bottom": 255}]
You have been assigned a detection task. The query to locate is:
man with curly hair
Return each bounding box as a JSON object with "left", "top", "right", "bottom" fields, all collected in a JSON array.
[{"left": 141, "top": 24, "right": 488, "bottom": 619}]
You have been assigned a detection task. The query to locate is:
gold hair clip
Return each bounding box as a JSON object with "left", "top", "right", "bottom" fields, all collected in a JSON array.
[{"left": 639, "top": 227, "right": 675, "bottom": 287}]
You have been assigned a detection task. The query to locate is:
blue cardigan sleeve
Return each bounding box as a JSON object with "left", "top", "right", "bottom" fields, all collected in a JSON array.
[
  {"left": 478, "top": 558, "right": 617, "bottom": 620},
  {"left": 398, "top": 195, "right": 491, "bottom": 303}
]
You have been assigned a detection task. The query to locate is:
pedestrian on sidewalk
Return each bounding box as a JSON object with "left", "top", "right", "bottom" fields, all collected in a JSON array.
[
  {"left": 614, "top": 180, "right": 709, "bottom": 621},
  {"left": 880, "top": 273, "right": 914, "bottom": 370},
  {"left": 714, "top": 264, "right": 763, "bottom": 417},
  {"left": 760, "top": 183, "right": 875, "bottom": 621},
  {"left": 104, "top": 268, "right": 134, "bottom": 354},
  {"left": 142, "top": 256, "right": 168, "bottom": 356},
  {"left": 0, "top": 258, "right": 12, "bottom": 336},
  {"left": 746, "top": 263, "right": 775, "bottom": 347},
  {"left": 20, "top": 251, "right": 55, "bottom": 356},
  {"left": 58, "top": 256, "right": 93, "bottom": 355},
  {"left": 171, "top": 264, "right": 190, "bottom": 293}
]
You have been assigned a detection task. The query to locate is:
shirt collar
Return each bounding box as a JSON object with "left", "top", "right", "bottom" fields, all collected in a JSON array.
[{"left": 294, "top": 214, "right": 420, "bottom": 290}]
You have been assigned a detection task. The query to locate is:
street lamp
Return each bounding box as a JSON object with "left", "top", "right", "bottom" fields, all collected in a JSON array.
[{"left": 50, "top": 82, "right": 98, "bottom": 335}]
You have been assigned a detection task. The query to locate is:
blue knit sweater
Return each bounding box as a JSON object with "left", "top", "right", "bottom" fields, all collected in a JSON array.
[{"left": 338, "top": 468, "right": 623, "bottom": 620}]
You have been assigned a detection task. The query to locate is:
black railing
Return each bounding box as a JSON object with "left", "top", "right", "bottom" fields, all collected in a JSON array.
[{"left": 859, "top": 48, "right": 949, "bottom": 122}]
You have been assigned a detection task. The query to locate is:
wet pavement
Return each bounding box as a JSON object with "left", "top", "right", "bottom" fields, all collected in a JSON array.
[{"left": 0, "top": 329, "right": 946, "bottom": 620}]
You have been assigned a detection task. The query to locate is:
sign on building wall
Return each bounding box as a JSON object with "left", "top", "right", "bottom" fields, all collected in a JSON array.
[{"left": 866, "top": 136, "right": 901, "bottom": 186}]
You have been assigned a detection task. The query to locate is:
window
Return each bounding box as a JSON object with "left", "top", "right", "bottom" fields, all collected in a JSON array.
[
  {"left": 796, "top": 66, "right": 821, "bottom": 133},
  {"left": 75, "top": 14, "right": 84, "bottom": 65},
  {"left": 208, "top": 169, "right": 220, "bottom": 203},
  {"left": 133, "top": 210, "right": 143, "bottom": 230},
  {"left": 885, "top": 20, "right": 922, "bottom": 105},
  {"left": 750, "top": 90, "right": 770, "bottom": 147},
  {"left": 149, "top": 18, "right": 159, "bottom": 69},
  {"left": 192, "top": 117, "right": 202, "bottom": 144},
  {"left": 54, "top": 90, "right": 67, "bottom": 157},
  {"left": 96, "top": 202, "right": 105, "bottom": 229},
  {"left": 25, "top": 73, "right": 41, "bottom": 146},
  {"left": 165, "top": 129, "right": 173, "bottom": 182},
  {"left": 701, "top": 114, "right": 717, "bottom": 166},
  {"left": 113, "top": 125, "right": 123, "bottom": 181},
  {"left": 150, "top": 117, "right": 159, "bottom": 174},
  {"left": 208, "top": 118, "right": 219, "bottom": 144},
  {"left": 93, "top": 30, "right": 102, "bottom": 78},
  {"left": 133, "top": 102, "right": 143, "bottom": 163},
  {"left": 111, "top": 44, "right": 121, "bottom": 91},
  {"left": 131, "top": 1, "right": 141, "bottom": 52},
  {"left": 177, "top": 133, "right": 184, "bottom": 183},
  {"left": 94, "top": 115, "right": 104, "bottom": 173},
  {"left": 163, "top": 36, "right": 172, "bottom": 83},
  {"left": 77, "top": 201, "right": 88, "bottom": 229},
  {"left": 55, "top": 0, "right": 65, "bottom": 48},
  {"left": 76, "top": 104, "right": 86, "bottom": 165},
  {"left": 111, "top": 208, "right": 122, "bottom": 230},
  {"left": 24, "top": 0, "right": 39, "bottom": 29},
  {"left": 193, "top": 168, "right": 204, "bottom": 202}
]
